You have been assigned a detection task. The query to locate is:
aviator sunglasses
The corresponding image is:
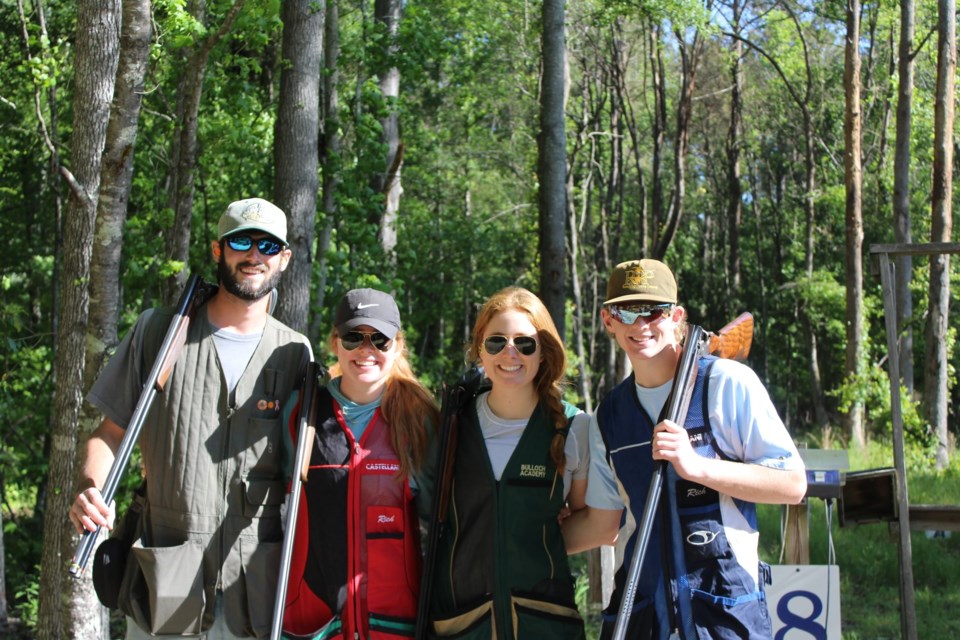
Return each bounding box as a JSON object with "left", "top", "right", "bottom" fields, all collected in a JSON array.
[
  {"left": 225, "top": 234, "right": 285, "bottom": 256},
  {"left": 608, "top": 303, "right": 674, "bottom": 325},
  {"left": 483, "top": 335, "right": 539, "bottom": 356},
  {"left": 339, "top": 330, "right": 392, "bottom": 352}
]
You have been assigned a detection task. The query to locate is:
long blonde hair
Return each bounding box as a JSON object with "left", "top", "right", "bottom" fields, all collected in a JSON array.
[
  {"left": 329, "top": 330, "right": 439, "bottom": 478},
  {"left": 468, "top": 287, "right": 569, "bottom": 472}
]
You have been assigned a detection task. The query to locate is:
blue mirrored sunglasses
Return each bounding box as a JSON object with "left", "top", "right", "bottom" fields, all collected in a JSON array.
[
  {"left": 225, "top": 234, "right": 285, "bottom": 256},
  {"left": 608, "top": 303, "right": 674, "bottom": 325}
]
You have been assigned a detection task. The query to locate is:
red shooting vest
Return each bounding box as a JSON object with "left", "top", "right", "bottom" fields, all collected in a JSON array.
[{"left": 282, "top": 388, "right": 421, "bottom": 639}]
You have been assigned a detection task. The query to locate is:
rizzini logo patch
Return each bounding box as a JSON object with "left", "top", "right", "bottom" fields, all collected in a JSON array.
[{"left": 519, "top": 464, "right": 547, "bottom": 479}]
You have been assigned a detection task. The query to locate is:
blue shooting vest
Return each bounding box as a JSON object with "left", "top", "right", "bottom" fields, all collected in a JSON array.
[{"left": 596, "top": 356, "right": 773, "bottom": 640}]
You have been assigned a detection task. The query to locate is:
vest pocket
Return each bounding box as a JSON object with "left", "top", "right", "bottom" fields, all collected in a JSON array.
[
  {"left": 689, "top": 589, "right": 772, "bottom": 638},
  {"left": 510, "top": 593, "right": 585, "bottom": 639},
  {"left": 242, "top": 477, "right": 286, "bottom": 520},
  {"left": 244, "top": 416, "right": 284, "bottom": 476},
  {"left": 239, "top": 537, "right": 282, "bottom": 638},
  {"left": 429, "top": 597, "right": 495, "bottom": 639},
  {"left": 121, "top": 538, "right": 207, "bottom": 635},
  {"left": 365, "top": 505, "right": 418, "bottom": 617}
]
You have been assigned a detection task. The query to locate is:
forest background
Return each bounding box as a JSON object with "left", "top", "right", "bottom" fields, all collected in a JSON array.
[{"left": 0, "top": 0, "right": 957, "bottom": 638}]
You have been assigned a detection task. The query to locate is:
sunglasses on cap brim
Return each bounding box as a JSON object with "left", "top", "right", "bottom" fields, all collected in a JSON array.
[
  {"left": 224, "top": 235, "right": 285, "bottom": 256},
  {"left": 482, "top": 335, "right": 539, "bottom": 356},
  {"left": 339, "top": 330, "right": 392, "bottom": 352},
  {"left": 608, "top": 303, "right": 675, "bottom": 325}
]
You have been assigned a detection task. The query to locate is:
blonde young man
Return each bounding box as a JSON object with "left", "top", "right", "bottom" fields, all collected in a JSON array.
[{"left": 562, "top": 259, "right": 806, "bottom": 640}]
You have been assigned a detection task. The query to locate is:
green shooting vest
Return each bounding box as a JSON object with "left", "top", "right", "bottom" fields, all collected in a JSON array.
[{"left": 428, "top": 399, "right": 585, "bottom": 640}]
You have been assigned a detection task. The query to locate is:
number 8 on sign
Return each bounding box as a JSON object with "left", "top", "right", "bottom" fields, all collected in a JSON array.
[{"left": 775, "top": 591, "right": 827, "bottom": 640}]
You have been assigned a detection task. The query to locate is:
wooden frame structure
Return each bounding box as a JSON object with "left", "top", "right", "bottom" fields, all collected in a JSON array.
[{"left": 870, "top": 241, "right": 960, "bottom": 640}]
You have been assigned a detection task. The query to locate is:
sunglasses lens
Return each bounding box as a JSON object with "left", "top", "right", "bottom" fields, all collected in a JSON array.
[
  {"left": 484, "top": 336, "right": 508, "bottom": 355},
  {"left": 340, "top": 332, "right": 364, "bottom": 350},
  {"left": 513, "top": 336, "right": 538, "bottom": 356},
  {"left": 368, "top": 333, "right": 391, "bottom": 351},
  {"left": 256, "top": 239, "right": 283, "bottom": 256},
  {"left": 226, "top": 236, "right": 253, "bottom": 251}
]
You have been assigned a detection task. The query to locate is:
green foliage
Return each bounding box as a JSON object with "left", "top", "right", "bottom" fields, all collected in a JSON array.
[{"left": 2, "top": 0, "right": 959, "bottom": 635}]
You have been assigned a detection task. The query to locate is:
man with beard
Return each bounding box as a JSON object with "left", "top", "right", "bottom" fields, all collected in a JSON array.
[{"left": 69, "top": 198, "right": 313, "bottom": 639}]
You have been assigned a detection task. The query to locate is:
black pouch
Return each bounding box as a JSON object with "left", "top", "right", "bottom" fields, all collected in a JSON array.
[{"left": 92, "top": 482, "right": 146, "bottom": 609}]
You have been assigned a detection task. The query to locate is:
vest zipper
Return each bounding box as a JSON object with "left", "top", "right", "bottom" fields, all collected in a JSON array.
[
  {"left": 216, "top": 404, "right": 237, "bottom": 593},
  {"left": 346, "top": 429, "right": 362, "bottom": 639}
]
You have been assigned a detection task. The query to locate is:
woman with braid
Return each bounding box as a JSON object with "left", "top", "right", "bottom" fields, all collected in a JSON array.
[{"left": 423, "top": 286, "right": 588, "bottom": 639}]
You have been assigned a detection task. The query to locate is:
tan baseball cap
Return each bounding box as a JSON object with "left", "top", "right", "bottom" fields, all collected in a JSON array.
[
  {"left": 217, "top": 198, "right": 288, "bottom": 244},
  {"left": 604, "top": 259, "right": 678, "bottom": 305}
]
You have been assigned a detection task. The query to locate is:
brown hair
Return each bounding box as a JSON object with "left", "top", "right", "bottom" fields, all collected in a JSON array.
[
  {"left": 468, "top": 287, "right": 569, "bottom": 472},
  {"left": 328, "top": 330, "right": 439, "bottom": 479}
]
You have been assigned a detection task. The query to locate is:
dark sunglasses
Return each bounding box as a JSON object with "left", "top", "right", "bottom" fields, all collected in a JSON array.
[
  {"left": 225, "top": 235, "right": 285, "bottom": 256},
  {"left": 339, "top": 330, "right": 392, "bottom": 352},
  {"left": 608, "top": 303, "right": 674, "bottom": 325},
  {"left": 483, "top": 335, "right": 539, "bottom": 356}
]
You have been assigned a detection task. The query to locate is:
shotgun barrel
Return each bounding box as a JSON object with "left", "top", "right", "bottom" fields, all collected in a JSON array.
[
  {"left": 69, "top": 274, "right": 209, "bottom": 577},
  {"left": 271, "top": 361, "right": 322, "bottom": 640},
  {"left": 611, "top": 324, "right": 705, "bottom": 640},
  {"left": 415, "top": 367, "right": 484, "bottom": 640}
]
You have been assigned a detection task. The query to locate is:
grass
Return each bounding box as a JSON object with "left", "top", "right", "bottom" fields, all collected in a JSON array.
[{"left": 573, "top": 440, "right": 960, "bottom": 639}]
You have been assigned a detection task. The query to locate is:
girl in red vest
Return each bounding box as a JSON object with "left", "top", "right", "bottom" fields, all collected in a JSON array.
[{"left": 281, "top": 288, "right": 439, "bottom": 639}]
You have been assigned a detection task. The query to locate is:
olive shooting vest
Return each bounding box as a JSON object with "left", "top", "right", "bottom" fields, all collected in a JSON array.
[{"left": 117, "top": 305, "right": 311, "bottom": 638}]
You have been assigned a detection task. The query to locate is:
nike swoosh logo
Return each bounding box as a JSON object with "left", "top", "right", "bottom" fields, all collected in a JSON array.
[{"left": 356, "top": 303, "right": 379, "bottom": 309}]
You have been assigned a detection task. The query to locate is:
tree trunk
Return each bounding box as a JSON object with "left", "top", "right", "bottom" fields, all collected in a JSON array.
[
  {"left": 803, "top": 112, "right": 829, "bottom": 431},
  {"left": 274, "top": 0, "right": 323, "bottom": 334},
  {"left": 844, "top": 0, "right": 865, "bottom": 447},
  {"left": 310, "top": 0, "right": 341, "bottom": 345},
  {"left": 567, "top": 168, "right": 590, "bottom": 413},
  {"left": 925, "top": 0, "right": 955, "bottom": 469},
  {"left": 655, "top": 28, "right": 701, "bottom": 259},
  {"left": 160, "top": 0, "right": 245, "bottom": 304},
  {"left": 374, "top": 0, "right": 403, "bottom": 274},
  {"left": 36, "top": 1, "right": 120, "bottom": 638},
  {"left": 725, "top": 0, "right": 743, "bottom": 312},
  {"left": 538, "top": 0, "right": 568, "bottom": 333},
  {"left": 893, "top": 0, "right": 915, "bottom": 394},
  {"left": 649, "top": 22, "right": 666, "bottom": 255}
]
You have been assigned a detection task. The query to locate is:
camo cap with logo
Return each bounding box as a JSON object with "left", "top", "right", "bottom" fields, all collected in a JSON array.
[
  {"left": 604, "top": 259, "right": 678, "bottom": 305},
  {"left": 217, "top": 198, "right": 288, "bottom": 245}
]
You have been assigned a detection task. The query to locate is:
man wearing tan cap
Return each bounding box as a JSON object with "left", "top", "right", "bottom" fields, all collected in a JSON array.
[
  {"left": 562, "top": 259, "right": 806, "bottom": 639},
  {"left": 70, "top": 197, "right": 312, "bottom": 639}
]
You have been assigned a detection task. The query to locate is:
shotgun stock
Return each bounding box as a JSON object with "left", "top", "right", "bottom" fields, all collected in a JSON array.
[
  {"left": 69, "top": 274, "right": 214, "bottom": 577},
  {"left": 707, "top": 312, "right": 753, "bottom": 361},
  {"left": 271, "top": 361, "right": 323, "bottom": 640}
]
